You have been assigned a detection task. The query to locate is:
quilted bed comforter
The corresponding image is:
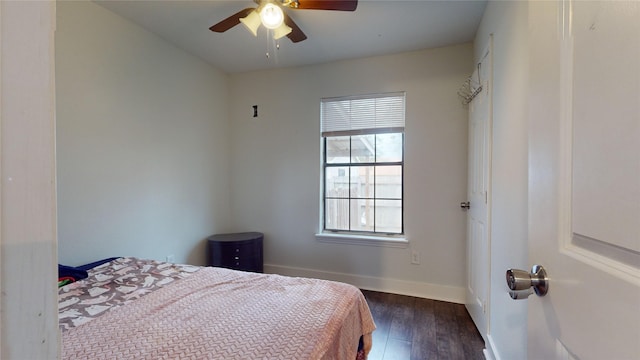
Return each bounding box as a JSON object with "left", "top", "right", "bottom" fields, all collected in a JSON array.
[{"left": 59, "top": 257, "right": 376, "bottom": 359}]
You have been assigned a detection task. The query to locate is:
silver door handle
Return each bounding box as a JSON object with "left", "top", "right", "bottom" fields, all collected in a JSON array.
[
  {"left": 505, "top": 265, "right": 548, "bottom": 300},
  {"left": 460, "top": 201, "right": 470, "bottom": 210}
]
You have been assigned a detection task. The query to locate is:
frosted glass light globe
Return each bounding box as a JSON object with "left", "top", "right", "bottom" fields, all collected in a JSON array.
[{"left": 260, "top": 3, "right": 284, "bottom": 29}]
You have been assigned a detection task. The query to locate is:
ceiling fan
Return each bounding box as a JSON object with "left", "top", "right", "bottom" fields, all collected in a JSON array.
[{"left": 209, "top": 0, "right": 358, "bottom": 43}]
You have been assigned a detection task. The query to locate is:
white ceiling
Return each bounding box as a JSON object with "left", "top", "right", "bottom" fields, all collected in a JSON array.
[{"left": 95, "top": 0, "right": 487, "bottom": 74}]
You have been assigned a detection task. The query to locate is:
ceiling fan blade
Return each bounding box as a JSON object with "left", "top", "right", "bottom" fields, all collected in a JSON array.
[
  {"left": 209, "top": 8, "right": 255, "bottom": 33},
  {"left": 293, "top": 0, "right": 357, "bottom": 11},
  {"left": 283, "top": 12, "right": 307, "bottom": 43}
]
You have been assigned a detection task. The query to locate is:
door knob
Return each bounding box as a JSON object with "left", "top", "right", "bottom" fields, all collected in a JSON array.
[
  {"left": 505, "top": 265, "right": 548, "bottom": 300},
  {"left": 508, "top": 288, "right": 534, "bottom": 300},
  {"left": 460, "top": 201, "right": 470, "bottom": 210}
]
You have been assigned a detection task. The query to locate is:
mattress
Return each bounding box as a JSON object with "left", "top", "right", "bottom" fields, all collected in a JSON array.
[{"left": 59, "top": 257, "right": 376, "bottom": 359}]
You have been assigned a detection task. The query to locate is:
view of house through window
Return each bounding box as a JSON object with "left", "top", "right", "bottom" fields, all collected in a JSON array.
[{"left": 321, "top": 93, "right": 405, "bottom": 235}]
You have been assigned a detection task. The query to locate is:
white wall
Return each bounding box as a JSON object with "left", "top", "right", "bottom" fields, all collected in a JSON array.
[
  {"left": 55, "top": 0, "right": 475, "bottom": 303},
  {"left": 56, "top": 0, "right": 231, "bottom": 266},
  {"left": 228, "top": 44, "right": 472, "bottom": 301},
  {"left": 1, "top": 1, "right": 58, "bottom": 358},
  {"left": 474, "top": 2, "right": 529, "bottom": 359}
]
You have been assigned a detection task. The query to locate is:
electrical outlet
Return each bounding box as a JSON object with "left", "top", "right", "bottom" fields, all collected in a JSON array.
[
  {"left": 166, "top": 254, "right": 175, "bottom": 263},
  {"left": 411, "top": 250, "right": 420, "bottom": 265}
]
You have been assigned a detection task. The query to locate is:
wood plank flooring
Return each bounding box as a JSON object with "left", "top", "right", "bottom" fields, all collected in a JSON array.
[{"left": 361, "top": 290, "right": 485, "bottom": 360}]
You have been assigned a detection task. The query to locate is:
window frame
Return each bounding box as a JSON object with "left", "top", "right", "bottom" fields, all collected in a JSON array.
[
  {"left": 322, "top": 133, "right": 405, "bottom": 235},
  {"left": 317, "top": 92, "right": 408, "bottom": 246}
]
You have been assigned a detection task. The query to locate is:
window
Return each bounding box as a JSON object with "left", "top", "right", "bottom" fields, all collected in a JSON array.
[{"left": 321, "top": 92, "right": 405, "bottom": 236}]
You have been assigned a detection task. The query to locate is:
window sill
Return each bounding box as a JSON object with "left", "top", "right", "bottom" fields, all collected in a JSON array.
[{"left": 315, "top": 232, "right": 409, "bottom": 248}]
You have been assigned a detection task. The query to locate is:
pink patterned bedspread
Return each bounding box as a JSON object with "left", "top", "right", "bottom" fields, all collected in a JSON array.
[
  {"left": 59, "top": 257, "right": 200, "bottom": 330},
  {"left": 60, "top": 258, "right": 376, "bottom": 359}
]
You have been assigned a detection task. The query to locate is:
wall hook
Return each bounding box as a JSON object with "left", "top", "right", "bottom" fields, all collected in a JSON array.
[{"left": 458, "top": 62, "right": 483, "bottom": 105}]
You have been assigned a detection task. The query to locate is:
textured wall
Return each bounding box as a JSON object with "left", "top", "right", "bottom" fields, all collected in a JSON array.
[
  {"left": 474, "top": 1, "right": 529, "bottom": 359},
  {"left": 56, "top": 0, "right": 232, "bottom": 266},
  {"left": 229, "top": 44, "right": 472, "bottom": 301}
]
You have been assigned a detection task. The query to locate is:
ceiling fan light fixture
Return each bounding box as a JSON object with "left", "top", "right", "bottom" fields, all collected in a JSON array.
[
  {"left": 260, "top": 3, "right": 284, "bottom": 29},
  {"left": 239, "top": 10, "right": 261, "bottom": 37},
  {"left": 272, "top": 23, "right": 292, "bottom": 40}
]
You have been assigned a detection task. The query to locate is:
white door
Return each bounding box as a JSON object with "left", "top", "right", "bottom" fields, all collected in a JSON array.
[
  {"left": 466, "top": 43, "right": 492, "bottom": 342},
  {"left": 1, "top": 1, "right": 58, "bottom": 358},
  {"left": 527, "top": 1, "right": 640, "bottom": 358}
]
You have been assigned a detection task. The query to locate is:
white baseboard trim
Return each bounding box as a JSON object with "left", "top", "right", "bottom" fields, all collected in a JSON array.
[
  {"left": 484, "top": 334, "right": 500, "bottom": 360},
  {"left": 264, "top": 263, "right": 465, "bottom": 304}
]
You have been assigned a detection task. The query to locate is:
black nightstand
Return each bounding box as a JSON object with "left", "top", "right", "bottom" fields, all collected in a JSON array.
[{"left": 206, "top": 232, "right": 263, "bottom": 273}]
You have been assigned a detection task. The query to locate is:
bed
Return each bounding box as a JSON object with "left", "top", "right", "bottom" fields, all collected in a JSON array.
[{"left": 58, "top": 257, "right": 376, "bottom": 359}]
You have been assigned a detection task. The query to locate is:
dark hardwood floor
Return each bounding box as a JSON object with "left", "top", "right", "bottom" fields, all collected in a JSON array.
[{"left": 361, "top": 290, "right": 485, "bottom": 360}]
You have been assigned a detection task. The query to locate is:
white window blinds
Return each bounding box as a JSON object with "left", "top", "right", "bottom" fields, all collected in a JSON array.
[{"left": 321, "top": 92, "right": 405, "bottom": 137}]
